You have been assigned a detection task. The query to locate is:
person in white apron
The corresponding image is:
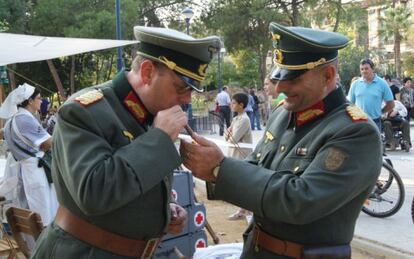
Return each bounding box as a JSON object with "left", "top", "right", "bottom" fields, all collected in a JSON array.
[{"left": 0, "top": 83, "right": 57, "bottom": 226}]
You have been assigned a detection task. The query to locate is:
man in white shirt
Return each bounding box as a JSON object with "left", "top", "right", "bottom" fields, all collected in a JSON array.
[
  {"left": 215, "top": 86, "right": 232, "bottom": 136},
  {"left": 383, "top": 100, "right": 411, "bottom": 151}
]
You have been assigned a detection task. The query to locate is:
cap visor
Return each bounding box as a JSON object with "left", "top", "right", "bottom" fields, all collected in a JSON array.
[{"left": 270, "top": 67, "right": 307, "bottom": 81}]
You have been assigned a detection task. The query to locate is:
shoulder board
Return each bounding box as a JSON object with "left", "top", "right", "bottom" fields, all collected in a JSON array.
[
  {"left": 346, "top": 105, "right": 367, "bottom": 122},
  {"left": 74, "top": 89, "right": 103, "bottom": 106}
]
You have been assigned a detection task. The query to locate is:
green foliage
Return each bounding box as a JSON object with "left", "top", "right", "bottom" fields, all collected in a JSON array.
[
  {"left": 378, "top": 3, "right": 412, "bottom": 77},
  {"left": 4, "top": 0, "right": 192, "bottom": 94},
  {"left": 231, "top": 50, "right": 261, "bottom": 88},
  {"left": 338, "top": 45, "right": 365, "bottom": 92},
  {"left": 203, "top": 57, "right": 238, "bottom": 91},
  {"left": 203, "top": 50, "right": 261, "bottom": 91},
  {"left": 402, "top": 52, "right": 414, "bottom": 77},
  {"left": 0, "top": 20, "right": 8, "bottom": 31},
  {"left": 10, "top": 0, "right": 141, "bottom": 94},
  {"left": 200, "top": 0, "right": 285, "bottom": 89},
  {"left": 0, "top": 0, "right": 26, "bottom": 33},
  {"left": 379, "top": 4, "right": 411, "bottom": 42}
]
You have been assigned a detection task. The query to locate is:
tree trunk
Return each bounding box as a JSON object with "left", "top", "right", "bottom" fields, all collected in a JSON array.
[
  {"left": 107, "top": 54, "right": 115, "bottom": 81},
  {"left": 394, "top": 30, "right": 401, "bottom": 79},
  {"left": 333, "top": 0, "right": 342, "bottom": 32},
  {"left": 95, "top": 56, "right": 103, "bottom": 85},
  {"left": 258, "top": 46, "right": 267, "bottom": 89},
  {"left": 7, "top": 66, "right": 16, "bottom": 90},
  {"left": 46, "top": 59, "right": 66, "bottom": 101},
  {"left": 291, "top": 0, "right": 300, "bottom": 26},
  {"left": 70, "top": 56, "right": 75, "bottom": 95}
]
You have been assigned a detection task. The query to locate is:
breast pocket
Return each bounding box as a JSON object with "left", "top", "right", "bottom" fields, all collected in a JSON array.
[{"left": 255, "top": 142, "right": 277, "bottom": 166}]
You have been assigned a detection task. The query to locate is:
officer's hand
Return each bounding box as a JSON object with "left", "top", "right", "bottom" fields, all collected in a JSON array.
[
  {"left": 153, "top": 105, "right": 187, "bottom": 141},
  {"left": 180, "top": 133, "right": 224, "bottom": 182},
  {"left": 167, "top": 203, "right": 187, "bottom": 235}
]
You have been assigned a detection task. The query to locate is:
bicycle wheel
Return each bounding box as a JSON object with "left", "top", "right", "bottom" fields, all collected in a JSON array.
[
  {"left": 362, "top": 161, "right": 405, "bottom": 218},
  {"left": 411, "top": 197, "right": 414, "bottom": 224}
]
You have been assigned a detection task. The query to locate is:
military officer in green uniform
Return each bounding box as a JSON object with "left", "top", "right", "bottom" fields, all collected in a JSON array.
[
  {"left": 181, "top": 23, "right": 382, "bottom": 258},
  {"left": 31, "top": 27, "right": 220, "bottom": 258}
]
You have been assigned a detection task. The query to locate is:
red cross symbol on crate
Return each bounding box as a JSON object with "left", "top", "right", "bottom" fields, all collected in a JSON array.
[
  {"left": 195, "top": 238, "right": 206, "bottom": 249},
  {"left": 193, "top": 211, "right": 205, "bottom": 227},
  {"left": 171, "top": 189, "right": 177, "bottom": 201}
]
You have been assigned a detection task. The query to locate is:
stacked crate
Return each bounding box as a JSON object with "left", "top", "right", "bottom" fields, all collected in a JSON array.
[{"left": 154, "top": 170, "right": 208, "bottom": 258}]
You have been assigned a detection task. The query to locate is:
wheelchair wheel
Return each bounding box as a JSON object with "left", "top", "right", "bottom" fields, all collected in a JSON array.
[
  {"left": 362, "top": 161, "right": 405, "bottom": 218},
  {"left": 402, "top": 141, "right": 410, "bottom": 152}
]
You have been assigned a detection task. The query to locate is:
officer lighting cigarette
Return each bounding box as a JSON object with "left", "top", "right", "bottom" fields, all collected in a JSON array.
[{"left": 180, "top": 22, "right": 382, "bottom": 259}]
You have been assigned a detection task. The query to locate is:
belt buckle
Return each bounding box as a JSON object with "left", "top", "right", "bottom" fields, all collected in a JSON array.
[{"left": 140, "top": 238, "right": 159, "bottom": 259}]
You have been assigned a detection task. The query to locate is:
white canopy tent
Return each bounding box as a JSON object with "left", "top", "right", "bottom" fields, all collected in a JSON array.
[{"left": 0, "top": 33, "right": 138, "bottom": 66}]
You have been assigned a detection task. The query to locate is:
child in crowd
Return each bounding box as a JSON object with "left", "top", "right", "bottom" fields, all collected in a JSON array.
[{"left": 224, "top": 93, "right": 253, "bottom": 221}]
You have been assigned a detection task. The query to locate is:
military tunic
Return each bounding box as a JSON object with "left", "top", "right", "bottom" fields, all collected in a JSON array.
[
  {"left": 32, "top": 70, "right": 181, "bottom": 258},
  {"left": 214, "top": 88, "right": 382, "bottom": 258}
]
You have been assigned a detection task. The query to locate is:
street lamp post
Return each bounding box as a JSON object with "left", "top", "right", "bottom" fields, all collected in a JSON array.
[
  {"left": 217, "top": 47, "right": 226, "bottom": 93},
  {"left": 115, "top": 0, "right": 123, "bottom": 72},
  {"left": 181, "top": 7, "right": 195, "bottom": 130},
  {"left": 182, "top": 7, "right": 194, "bottom": 35}
]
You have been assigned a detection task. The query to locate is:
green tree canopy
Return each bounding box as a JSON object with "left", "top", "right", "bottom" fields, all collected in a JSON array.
[{"left": 379, "top": 3, "right": 412, "bottom": 78}]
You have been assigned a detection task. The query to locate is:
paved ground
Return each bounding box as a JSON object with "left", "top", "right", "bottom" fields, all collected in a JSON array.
[{"left": 196, "top": 121, "right": 414, "bottom": 258}]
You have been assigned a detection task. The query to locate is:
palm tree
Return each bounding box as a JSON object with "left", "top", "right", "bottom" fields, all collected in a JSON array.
[{"left": 379, "top": 3, "right": 412, "bottom": 79}]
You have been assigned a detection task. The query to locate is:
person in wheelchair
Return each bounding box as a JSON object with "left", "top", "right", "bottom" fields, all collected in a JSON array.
[{"left": 383, "top": 99, "right": 411, "bottom": 151}]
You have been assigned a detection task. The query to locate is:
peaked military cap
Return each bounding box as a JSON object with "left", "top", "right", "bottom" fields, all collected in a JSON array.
[
  {"left": 134, "top": 26, "right": 221, "bottom": 92},
  {"left": 269, "top": 22, "right": 349, "bottom": 81}
]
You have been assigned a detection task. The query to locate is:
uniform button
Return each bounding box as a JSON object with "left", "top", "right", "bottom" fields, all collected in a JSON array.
[
  {"left": 280, "top": 145, "right": 285, "bottom": 152},
  {"left": 294, "top": 166, "right": 300, "bottom": 172},
  {"left": 256, "top": 153, "right": 261, "bottom": 159}
]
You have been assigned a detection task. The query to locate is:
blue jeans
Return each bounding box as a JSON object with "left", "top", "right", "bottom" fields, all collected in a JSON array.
[{"left": 251, "top": 109, "right": 261, "bottom": 130}]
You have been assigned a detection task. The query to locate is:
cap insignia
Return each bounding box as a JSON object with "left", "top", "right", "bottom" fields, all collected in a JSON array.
[
  {"left": 75, "top": 89, "right": 103, "bottom": 106},
  {"left": 122, "top": 130, "right": 134, "bottom": 142},
  {"left": 346, "top": 105, "right": 367, "bottom": 122},
  {"left": 198, "top": 64, "right": 208, "bottom": 76},
  {"left": 270, "top": 32, "right": 280, "bottom": 46},
  {"left": 273, "top": 49, "right": 284, "bottom": 64}
]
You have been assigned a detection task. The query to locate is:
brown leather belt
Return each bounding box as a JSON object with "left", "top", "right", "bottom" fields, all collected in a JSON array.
[
  {"left": 55, "top": 206, "right": 160, "bottom": 258},
  {"left": 252, "top": 225, "right": 303, "bottom": 258}
]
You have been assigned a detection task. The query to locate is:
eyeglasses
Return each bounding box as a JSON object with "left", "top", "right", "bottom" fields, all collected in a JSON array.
[{"left": 174, "top": 73, "right": 196, "bottom": 94}]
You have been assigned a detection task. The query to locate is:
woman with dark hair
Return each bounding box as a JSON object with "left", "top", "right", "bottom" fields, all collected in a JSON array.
[
  {"left": 401, "top": 77, "right": 414, "bottom": 122},
  {"left": 0, "top": 83, "right": 57, "bottom": 225}
]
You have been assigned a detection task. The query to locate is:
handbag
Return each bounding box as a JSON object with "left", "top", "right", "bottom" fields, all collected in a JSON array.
[
  {"left": 214, "top": 103, "right": 220, "bottom": 113},
  {"left": 10, "top": 116, "right": 53, "bottom": 183}
]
